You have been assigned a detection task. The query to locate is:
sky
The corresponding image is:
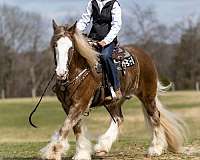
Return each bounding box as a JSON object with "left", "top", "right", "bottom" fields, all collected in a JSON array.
[{"left": 1, "top": 0, "right": 200, "bottom": 27}]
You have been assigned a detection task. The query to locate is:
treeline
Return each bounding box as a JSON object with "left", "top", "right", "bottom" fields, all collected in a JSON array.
[
  {"left": 0, "top": 4, "right": 200, "bottom": 98},
  {"left": 0, "top": 5, "right": 54, "bottom": 98}
]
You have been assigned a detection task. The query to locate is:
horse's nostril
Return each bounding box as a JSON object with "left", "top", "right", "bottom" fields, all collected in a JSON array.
[{"left": 55, "top": 68, "right": 68, "bottom": 80}]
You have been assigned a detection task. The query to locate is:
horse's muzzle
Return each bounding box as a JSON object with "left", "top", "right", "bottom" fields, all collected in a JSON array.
[{"left": 56, "top": 70, "right": 68, "bottom": 80}]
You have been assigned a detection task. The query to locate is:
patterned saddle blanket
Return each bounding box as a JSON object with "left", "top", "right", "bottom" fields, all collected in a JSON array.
[
  {"left": 112, "top": 45, "right": 135, "bottom": 71},
  {"left": 87, "top": 39, "right": 135, "bottom": 71}
]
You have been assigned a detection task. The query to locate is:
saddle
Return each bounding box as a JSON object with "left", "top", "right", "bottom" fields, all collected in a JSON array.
[
  {"left": 87, "top": 38, "right": 137, "bottom": 105},
  {"left": 87, "top": 39, "right": 135, "bottom": 74},
  {"left": 112, "top": 44, "right": 135, "bottom": 74}
]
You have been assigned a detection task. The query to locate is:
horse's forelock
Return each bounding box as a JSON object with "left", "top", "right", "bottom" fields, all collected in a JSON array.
[
  {"left": 51, "top": 24, "right": 99, "bottom": 68},
  {"left": 51, "top": 26, "right": 67, "bottom": 47}
]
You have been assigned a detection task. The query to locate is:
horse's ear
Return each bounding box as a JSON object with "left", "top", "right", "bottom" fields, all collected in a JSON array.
[
  {"left": 52, "top": 19, "right": 58, "bottom": 30},
  {"left": 68, "top": 21, "right": 77, "bottom": 34}
]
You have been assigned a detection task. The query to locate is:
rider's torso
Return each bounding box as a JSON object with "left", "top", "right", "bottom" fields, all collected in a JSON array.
[{"left": 89, "top": 0, "right": 116, "bottom": 41}]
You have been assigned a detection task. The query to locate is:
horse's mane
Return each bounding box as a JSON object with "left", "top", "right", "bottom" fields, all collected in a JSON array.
[{"left": 73, "top": 30, "right": 99, "bottom": 68}]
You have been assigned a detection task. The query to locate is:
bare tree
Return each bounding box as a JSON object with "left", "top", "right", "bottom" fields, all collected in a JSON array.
[
  {"left": 0, "top": 37, "right": 13, "bottom": 98},
  {"left": 172, "top": 18, "right": 200, "bottom": 89},
  {"left": 121, "top": 3, "right": 160, "bottom": 45},
  {"left": 0, "top": 5, "right": 46, "bottom": 52},
  {"left": 0, "top": 5, "right": 49, "bottom": 98},
  {"left": 121, "top": 3, "right": 174, "bottom": 81}
]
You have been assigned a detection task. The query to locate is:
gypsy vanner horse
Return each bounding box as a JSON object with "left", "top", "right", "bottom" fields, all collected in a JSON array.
[{"left": 35, "top": 21, "right": 188, "bottom": 160}]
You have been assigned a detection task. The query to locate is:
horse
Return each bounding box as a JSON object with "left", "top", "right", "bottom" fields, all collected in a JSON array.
[{"left": 39, "top": 20, "right": 188, "bottom": 160}]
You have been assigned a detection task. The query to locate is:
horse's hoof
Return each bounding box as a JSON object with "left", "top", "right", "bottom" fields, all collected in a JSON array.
[
  {"left": 147, "top": 146, "right": 162, "bottom": 156},
  {"left": 95, "top": 151, "right": 107, "bottom": 156}
]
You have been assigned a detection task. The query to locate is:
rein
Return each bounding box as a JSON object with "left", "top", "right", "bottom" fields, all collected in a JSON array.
[
  {"left": 29, "top": 45, "right": 90, "bottom": 128},
  {"left": 29, "top": 72, "right": 55, "bottom": 128},
  {"left": 28, "top": 69, "right": 90, "bottom": 128}
]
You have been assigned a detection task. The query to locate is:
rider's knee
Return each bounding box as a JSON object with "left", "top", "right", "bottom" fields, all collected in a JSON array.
[{"left": 101, "top": 53, "right": 111, "bottom": 61}]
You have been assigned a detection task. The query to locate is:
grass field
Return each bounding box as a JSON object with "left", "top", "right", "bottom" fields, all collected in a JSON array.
[{"left": 0, "top": 91, "right": 200, "bottom": 160}]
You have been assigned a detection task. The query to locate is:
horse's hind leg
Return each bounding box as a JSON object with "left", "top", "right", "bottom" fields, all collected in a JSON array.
[
  {"left": 72, "top": 120, "right": 92, "bottom": 160},
  {"left": 139, "top": 88, "right": 187, "bottom": 156},
  {"left": 139, "top": 95, "right": 168, "bottom": 156},
  {"left": 94, "top": 98, "right": 125, "bottom": 156}
]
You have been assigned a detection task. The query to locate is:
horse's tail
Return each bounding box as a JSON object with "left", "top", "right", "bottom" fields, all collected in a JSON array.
[
  {"left": 142, "top": 81, "right": 188, "bottom": 153},
  {"left": 156, "top": 81, "right": 188, "bottom": 152},
  {"left": 157, "top": 81, "right": 172, "bottom": 94}
]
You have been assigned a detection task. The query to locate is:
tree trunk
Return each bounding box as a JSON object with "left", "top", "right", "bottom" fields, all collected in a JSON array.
[
  {"left": 30, "top": 66, "right": 36, "bottom": 98},
  {"left": 171, "top": 82, "right": 175, "bottom": 91},
  {"left": 1, "top": 89, "right": 5, "bottom": 99},
  {"left": 32, "top": 88, "right": 36, "bottom": 98},
  {"left": 196, "top": 82, "right": 199, "bottom": 91}
]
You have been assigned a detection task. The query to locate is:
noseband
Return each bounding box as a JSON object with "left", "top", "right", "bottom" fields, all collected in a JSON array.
[{"left": 51, "top": 30, "right": 90, "bottom": 92}]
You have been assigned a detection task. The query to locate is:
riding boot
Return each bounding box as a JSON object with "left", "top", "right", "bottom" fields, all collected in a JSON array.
[
  {"left": 115, "top": 89, "right": 122, "bottom": 100},
  {"left": 104, "top": 88, "right": 122, "bottom": 101}
]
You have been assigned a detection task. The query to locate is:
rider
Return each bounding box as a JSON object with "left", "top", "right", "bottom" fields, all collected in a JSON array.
[{"left": 77, "top": 0, "right": 122, "bottom": 100}]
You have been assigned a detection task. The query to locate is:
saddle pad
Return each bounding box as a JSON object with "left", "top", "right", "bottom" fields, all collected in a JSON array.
[
  {"left": 114, "top": 50, "right": 135, "bottom": 71},
  {"left": 87, "top": 38, "right": 135, "bottom": 71}
]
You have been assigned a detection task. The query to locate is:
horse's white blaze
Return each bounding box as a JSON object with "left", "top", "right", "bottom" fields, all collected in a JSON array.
[
  {"left": 94, "top": 119, "right": 119, "bottom": 153},
  {"left": 55, "top": 36, "right": 72, "bottom": 79},
  {"left": 73, "top": 127, "right": 92, "bottom": 160}
]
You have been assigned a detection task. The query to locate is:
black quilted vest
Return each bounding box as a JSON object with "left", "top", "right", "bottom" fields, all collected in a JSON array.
[{"left": 89, "top": 0, "right": 117, "bottom": 42}]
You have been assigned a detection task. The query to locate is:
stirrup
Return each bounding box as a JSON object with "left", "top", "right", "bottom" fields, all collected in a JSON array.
[
  {"left": 115, "top": 89, "right": 122, "bottom": 100},
  {"left": 110, "top": 86, "right": 117, "bottom": 99},
  {"left": 104, "top": 87, "right": 117, "bottom": 101}
]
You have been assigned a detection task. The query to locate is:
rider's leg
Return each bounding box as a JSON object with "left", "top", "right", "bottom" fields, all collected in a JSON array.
[{"left": 101, "top": 42, "right": 121, "bottom": 99}]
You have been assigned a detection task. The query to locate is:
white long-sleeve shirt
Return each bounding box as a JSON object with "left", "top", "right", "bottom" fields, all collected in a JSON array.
[{"left": 77, "top": 0, "right": 122, "bottom": 45}]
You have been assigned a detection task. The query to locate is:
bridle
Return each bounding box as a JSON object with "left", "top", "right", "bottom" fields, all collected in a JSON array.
[
  {"left": 51, "top": 32, "right": 89, "bottom": 89},
  {"left": 51, "top": 29, "right": 73, "bottom": 69},
  {"left": 54, "top": 47, "right": 90, "bottom": 94},
  {"left": 53, "top": 45, "right": 74, "bottom": 78},
  {"left": 29, "top": 29, "right": 90, "bottom": 128}
]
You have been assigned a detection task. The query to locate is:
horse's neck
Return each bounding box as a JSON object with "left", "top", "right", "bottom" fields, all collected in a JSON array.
[{"left": 69, "top": 50, "right": 88, "bottom": 77}]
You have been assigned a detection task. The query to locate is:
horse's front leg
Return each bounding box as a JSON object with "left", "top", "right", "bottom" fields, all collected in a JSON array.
[
  {"left": 94, "top": 99, "right": 125, "bottom": 156},
  {"left": 40, "top": 98, "right": 92, "bottom": 160},
  {"left": 72, "top": 120, "right": 92, "bottom": 160}
]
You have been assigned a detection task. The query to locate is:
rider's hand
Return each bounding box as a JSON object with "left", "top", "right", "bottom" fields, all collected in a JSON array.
[{"left": 98, "top": 40, "right": 107, "bottom": 48}]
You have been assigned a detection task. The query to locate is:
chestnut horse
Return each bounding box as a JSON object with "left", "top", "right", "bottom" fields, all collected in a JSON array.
[{"left": 40, "top": 21, "right": 187, "bottom": 160}]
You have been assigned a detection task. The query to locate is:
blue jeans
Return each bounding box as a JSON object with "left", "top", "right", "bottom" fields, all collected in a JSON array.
[{"left": 100, "top": 42, "right": 120, "bottom": 91}]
